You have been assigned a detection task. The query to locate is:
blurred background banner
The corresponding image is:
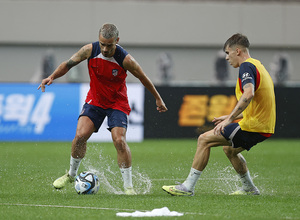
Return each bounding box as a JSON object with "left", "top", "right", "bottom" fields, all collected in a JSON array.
[
  {"left": 144, "top": 86, "right": 300, "bottom": 139},
  {"left": 0, "top": 83, "right": 79, "bottom": 141},
  {"left": 0, "top": 83, "right": 144, "bottom": 142},
  {"left": 144, "top": 86, "right": 236, "bottom": 139},
  {"left": 0, "top": 83, "right": 299, "bottom": 141}
]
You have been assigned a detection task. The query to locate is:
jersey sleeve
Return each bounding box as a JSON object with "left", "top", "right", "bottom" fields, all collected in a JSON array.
[
  {"left": 88, "top": 41, "right": 101, "bottom": 60},
  {"left": 114, "top": 45, "right": 128, "bottom": 69},
  {"left": 239, "top": 62, "right": 257, "bottom": 89}
]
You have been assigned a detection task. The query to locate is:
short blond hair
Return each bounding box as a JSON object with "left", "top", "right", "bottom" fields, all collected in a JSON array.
[{"left": 99, "top": 23, "right": 119, "bottom": 40}]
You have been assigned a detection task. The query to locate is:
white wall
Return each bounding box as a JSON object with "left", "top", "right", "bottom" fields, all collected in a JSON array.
[
  {"left": 0, "top": 0, "right": 299, "bottom": 84},
  {"left": 1, "top": 1, "right": 300, "bottom": 47}
]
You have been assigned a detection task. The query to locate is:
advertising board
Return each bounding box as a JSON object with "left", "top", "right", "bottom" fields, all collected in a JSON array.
[
  {"left": 0, "top": 83, "right": 144, "bottom": 142},
  {"left": 144, "top": 86, "right": 300, "bottom": 139}
]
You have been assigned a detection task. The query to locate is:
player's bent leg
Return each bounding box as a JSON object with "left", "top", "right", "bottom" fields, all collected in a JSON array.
[
  {"left": 223, "top": 146, "right": 260, "bottom": 195},
  {"left": 162, "top": 130, "right": 231, "bottom": 196},
  {"left": 192, "top": 130, "right": 231, "bottom": 171},
  {"left": 223, "top": 146, "right": 247, "bottom": 175}
]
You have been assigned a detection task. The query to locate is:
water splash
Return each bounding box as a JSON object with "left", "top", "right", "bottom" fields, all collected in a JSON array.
[
  {"left": 82, "top": 145, "right": 152, "bottom": 195},
  {"left": 197, "top": 163, "right": 240, "bottom": 194},
  {"left": 132, "top": 169, "right": 152, "bottom": 194},
  {"left": 214, "top": 165, "right": 240, "bottom": 194},
  {"left": 201, "top": 163, "right": 263, "bottom": 195}
]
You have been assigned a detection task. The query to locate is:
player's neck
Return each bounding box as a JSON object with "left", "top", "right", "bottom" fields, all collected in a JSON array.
[{"left": 239, "top": 53, "right": 251, "bottom": 65}]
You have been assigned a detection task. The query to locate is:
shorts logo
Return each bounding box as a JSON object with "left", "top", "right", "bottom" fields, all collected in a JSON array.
[{"left": 112, "top": 69, "right": 119, "bottom": 76}]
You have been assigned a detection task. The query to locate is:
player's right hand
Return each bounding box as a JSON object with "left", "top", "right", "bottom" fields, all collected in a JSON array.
[
  {"left": 37, "top": 77, "right": 53, "bottom": 92},
  {"left": 212, "top": 115, "right": 227, "bottom": 125}
]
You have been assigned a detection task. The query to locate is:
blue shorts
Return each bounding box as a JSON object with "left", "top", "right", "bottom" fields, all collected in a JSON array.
[
  {"left": 79, "top": 103, "right": 128, "bottom": 133},
  {"left": 221, "top": 123, "right": 269, "bottom": 151}
]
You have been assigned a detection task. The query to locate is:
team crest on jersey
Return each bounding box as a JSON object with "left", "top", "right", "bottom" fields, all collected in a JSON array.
[{"left": 112, "top": 69, "right": 119, "bottom": 76}]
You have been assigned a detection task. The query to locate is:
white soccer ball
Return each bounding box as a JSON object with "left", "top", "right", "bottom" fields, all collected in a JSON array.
[{"left": 75, "top": 171, "right": 100, "bottom": 195}]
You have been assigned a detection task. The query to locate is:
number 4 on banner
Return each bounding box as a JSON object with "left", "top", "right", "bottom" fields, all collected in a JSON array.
[{"left": 30, "top": 93, "right": 55, "bottom": 134}]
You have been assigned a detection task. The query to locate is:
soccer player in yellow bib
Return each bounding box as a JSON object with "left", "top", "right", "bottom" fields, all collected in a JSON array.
[{"left": 162, "top": 33, "right": 276, "bottom": 196}]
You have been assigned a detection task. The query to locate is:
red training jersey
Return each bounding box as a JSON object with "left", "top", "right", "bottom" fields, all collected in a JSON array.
[{"left": 85, "top": 42, "right": 131, "bottom": 115}]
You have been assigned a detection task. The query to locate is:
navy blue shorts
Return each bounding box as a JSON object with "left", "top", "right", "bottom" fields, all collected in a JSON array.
[
  {"left": 221, "top": 123, "right": 270, "bottom": 151},
  {"left": 79, "top": 103, "right": 128, "bottom": 133}
]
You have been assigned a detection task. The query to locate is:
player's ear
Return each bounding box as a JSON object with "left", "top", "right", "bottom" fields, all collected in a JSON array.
[
  {"left": 236, "top": 47, "right": 241, "bottom": 56},
  {"left": 116, "top": 37, "right": 120, "bottom": 44}
]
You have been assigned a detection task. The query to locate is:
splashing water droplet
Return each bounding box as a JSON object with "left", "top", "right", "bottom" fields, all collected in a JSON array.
[
  {"left": 82, "top": 145, "right": 152, "bottom": 195},
  {"left": 200, "top": 163, "right": 240, "bottom": 194}
]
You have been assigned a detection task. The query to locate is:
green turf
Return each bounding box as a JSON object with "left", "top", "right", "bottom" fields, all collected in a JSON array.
[{"left": 0, "top": 139, "right": 299, "bottom": 219}]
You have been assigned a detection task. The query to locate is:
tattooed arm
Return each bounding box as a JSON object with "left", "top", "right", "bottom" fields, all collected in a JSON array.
[
  {"left": 213, "top": 83, "right": 254, "bottom": 135},
  {"left": 38, "top": 44, "right": 92, "bottom": 92},
  {"left": 228, "top": 83, "right": 254, "bottom": 121}
]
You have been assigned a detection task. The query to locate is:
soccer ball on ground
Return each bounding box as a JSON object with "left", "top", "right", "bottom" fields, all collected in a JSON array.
[{"left": 75, "top": 171, "right": 100, "bottom": 195}]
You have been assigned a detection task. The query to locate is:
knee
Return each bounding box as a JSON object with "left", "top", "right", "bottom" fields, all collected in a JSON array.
[
  {"left": 198, "top": 133, "right": 209, "bottom": 145},
  {"left": 223, "top": 146, "right": 236, "bottom": 158},
  {"left": 197, "top": 133, "right": 210, "bottom": 149},
  {"left": 113, "top": 136, "right": 127, "bottom": 151},
  {"left": 73, "top": 131, "right": 89, "bottom": 145}
]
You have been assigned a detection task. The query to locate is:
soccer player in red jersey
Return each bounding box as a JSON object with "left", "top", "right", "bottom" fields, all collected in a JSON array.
[{"left": 38, "top": 23, "right": 168, "bottom": 195}]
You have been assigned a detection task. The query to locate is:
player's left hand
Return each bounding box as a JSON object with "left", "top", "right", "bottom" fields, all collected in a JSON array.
[{"left": 213, "top": 117, "right": 230, "bottom": 136}]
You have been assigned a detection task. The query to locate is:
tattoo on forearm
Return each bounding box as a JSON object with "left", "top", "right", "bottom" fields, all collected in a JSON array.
[
  {"left": 66, "top": 59, "right": 79, "bottom": 70},
  {"left": 230, "top": 106, "right": 245, "bottom": 120},
  {"left": 242, "top": 98, "right": 248, "bottom": 103}
]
